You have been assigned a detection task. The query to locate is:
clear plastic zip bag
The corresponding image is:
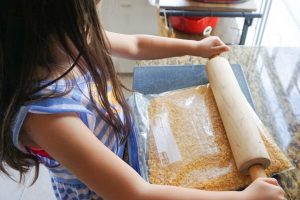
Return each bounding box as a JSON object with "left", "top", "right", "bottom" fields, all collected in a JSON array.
[{"left": 128, "top": 85, "right": 293, "bottom": 191}]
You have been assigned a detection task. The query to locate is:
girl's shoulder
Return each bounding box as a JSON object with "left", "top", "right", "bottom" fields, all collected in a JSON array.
[{"left": 12, "top": 74, "right": 97, "bottom": 153}]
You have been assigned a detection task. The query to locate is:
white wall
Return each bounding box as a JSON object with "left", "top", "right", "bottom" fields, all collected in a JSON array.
[{"left": 99, "top": 0, "right": 159, "bottom": 73}]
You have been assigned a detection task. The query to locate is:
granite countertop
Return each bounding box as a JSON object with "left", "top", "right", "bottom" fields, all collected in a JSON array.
[{"left": 136, "top": 46, "right": 300, "bottom": 199}]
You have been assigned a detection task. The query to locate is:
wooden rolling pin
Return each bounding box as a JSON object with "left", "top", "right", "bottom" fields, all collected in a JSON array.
[{"left": 205, "top": 57, "right": 271, "bottom": 181}]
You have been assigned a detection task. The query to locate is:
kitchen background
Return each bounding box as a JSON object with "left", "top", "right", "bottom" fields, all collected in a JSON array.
[{"left": 0, "top": 0, "right": 299, "bottom": 199}]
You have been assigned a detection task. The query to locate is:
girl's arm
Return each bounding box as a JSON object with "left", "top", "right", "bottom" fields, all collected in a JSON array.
[
  {"left": 105, "top": 31, "right": 230, "bottom": 60},
  {"left": 24, "top": 113, "right": 284, "bottom": 200}
]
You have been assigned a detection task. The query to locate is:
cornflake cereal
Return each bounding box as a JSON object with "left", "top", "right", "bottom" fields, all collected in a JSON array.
[{"left": 147, "top": 85, "right": 292, "bottom": 190}]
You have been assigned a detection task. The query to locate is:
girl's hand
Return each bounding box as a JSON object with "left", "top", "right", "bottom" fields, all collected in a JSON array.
[
  {"left": 195, "top": 36, "right": 230, "bottom": 59},
  {"left": 240, "top": 178, "right": 286, "bottom": 200}
]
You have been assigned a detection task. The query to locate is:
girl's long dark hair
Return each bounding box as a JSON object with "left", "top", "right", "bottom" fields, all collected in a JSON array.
[{"left": 0, "top": 0, "right": 132, "bottom": 183}]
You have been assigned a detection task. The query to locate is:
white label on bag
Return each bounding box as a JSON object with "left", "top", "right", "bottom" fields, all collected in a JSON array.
[{"left": 152, "top": 113, "right": 182, "bottom": 165}]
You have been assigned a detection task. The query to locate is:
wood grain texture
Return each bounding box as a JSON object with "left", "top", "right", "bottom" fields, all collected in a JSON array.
[
  {"left": 248, "top": 164, "right": 267, "bottom": 181},
  {"left": 205, "top": 57, "right": 270, "bottom": 175}
]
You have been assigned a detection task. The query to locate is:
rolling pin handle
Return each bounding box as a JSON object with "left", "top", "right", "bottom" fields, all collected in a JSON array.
[{"left": 248, "top": 164, "right": 267, "bottom": 181}]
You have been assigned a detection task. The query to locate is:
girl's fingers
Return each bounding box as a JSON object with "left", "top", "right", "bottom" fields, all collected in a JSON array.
[
  {"left": 212, "top": 36, "right": 227, "bottom": 46},
  {"left": 212, "top": 45, "right": 230, "bottom": 53},
  {"left": 260, "top": 177, "right": 287, "bottom": 198},
  {"left": 220, "top": 45, "right": 230, "bottom": 52},
  {"left": 260, "top": 177, "right": 279, "bottom": 186}
]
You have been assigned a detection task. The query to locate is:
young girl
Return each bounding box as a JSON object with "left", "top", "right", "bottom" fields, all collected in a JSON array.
[{"left": 0, "top": 1, "right": 285, "bottom": 200}]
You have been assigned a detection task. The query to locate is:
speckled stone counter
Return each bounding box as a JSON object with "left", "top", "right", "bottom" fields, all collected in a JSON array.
[{"left": 136, "top": 46, "right": 300, "bottom": 199}]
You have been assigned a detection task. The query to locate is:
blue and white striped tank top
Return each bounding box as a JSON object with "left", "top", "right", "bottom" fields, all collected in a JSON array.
[{"left": 11, "top": 72, "right": 127, "bottom": 200}]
